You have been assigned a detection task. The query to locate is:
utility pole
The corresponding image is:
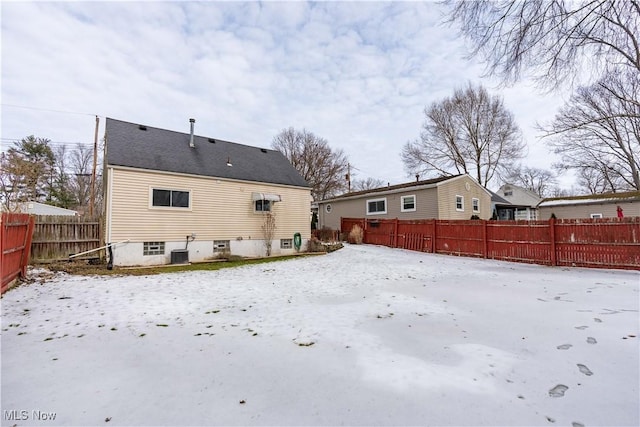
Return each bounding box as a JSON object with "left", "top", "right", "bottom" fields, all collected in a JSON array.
[
  {"left": 90, "top": 115, "right": 99, "bottom": 217},
  {"left": 346, "top": 163, "right": 351, "bottom": 192}
]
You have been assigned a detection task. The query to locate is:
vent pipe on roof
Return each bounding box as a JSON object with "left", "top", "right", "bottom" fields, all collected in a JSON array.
[{"left": 189, "top": 118, "right": 195, "bottom": 148}]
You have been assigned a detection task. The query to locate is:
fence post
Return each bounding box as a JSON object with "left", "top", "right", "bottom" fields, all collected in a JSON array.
[
  {"left": 549, "top": 217, "right": 557, "bottom": 266},
  {"left": 431, "top": 219, "right": 437, "bottom": 253},
  {"left": 482, "top": 220, "right": 488, "bottom": 258},
  {"left": 20, "top": 215, "right": 35, "bottom": 278},
  {"left": 393, "top": 218, "right": 399, "bottom": 248}
]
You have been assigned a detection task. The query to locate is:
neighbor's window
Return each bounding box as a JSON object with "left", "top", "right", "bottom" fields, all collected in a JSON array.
[
  {"left": 281, "top": 239, "right": 293, "bottom": 249},
  {"left": 455, "top": 195, "right": 464, "bottom": 211},
  {"left": 472, "top": 198, "right": 480, "bottom": 213},
  {"left": 143, "top": 242, "right": 165, "bottom": 256},
  {"left": 325, "top": 204, "right": 332, "bottom": 213},
  {"left": 152, "top": 188, "right": 190, "bottom": 208},
  {"left": 366, "top": 198, "right": 387, "bottom": 215},
  {"left": 590, "top": 213, "right": 603, "bottom": 219},
  {"left": 401, "top": 195, "right": 416, "bottom": 212},
  {"left": 255, "top": 199, "right": 271, "bottom": 212},
  {"left": 213, "top": 240, "right": 230, "bottom": 252}
]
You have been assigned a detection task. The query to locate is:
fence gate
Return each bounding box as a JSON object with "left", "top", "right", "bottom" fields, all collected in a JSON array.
[{"left": 1, "top": 213, "right": 35, "bottom": 293}]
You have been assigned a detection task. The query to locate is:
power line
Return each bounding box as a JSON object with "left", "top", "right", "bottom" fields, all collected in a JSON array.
[{"left": 1, "top": 103, "right": 98, "bottom": 117}]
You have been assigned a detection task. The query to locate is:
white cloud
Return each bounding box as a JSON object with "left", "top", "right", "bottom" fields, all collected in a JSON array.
[{"left": 1, "top": 1, "right": 570, "bottom": 190}]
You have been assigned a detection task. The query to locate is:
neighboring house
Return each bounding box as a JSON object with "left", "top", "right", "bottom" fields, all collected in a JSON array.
[
  {"left": 318, "top": 174, "right": 492, "bottom": 230},
  {"left": 496, "top": 184, "right": 541, "bottom": 220},
  {"left": 490, "top": 191, "right": 512, "bottom": 220},
  {"left": 14, "top": 202, "right": 78, "bottom": 216},
  {"left": 103, "top": 118, "right": 310, "bottom": 266},
  {"left": 537, "top": 191, "right": 640, "bottom": 219}
]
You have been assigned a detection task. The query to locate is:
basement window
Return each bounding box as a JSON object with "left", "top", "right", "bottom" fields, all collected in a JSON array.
[
  {"left": 281, "top": 239, "right": 293, "bottom": 249},
  {"left": 590, "top": 213, "right": 603, "bottom": 219},
  {"left": 213, "top": 240, "right": 230, "bottom": 252},
  {"left": 143, "top": 242, "right": 165, "bottom": 256}
]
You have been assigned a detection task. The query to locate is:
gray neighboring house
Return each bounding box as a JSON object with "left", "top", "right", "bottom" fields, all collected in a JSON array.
[
  {"left": 103, "top": 118, "right": 311, "bottom": 266},
  {"left": 496, "top": 184, "right": 541, "bottom": 220},
  {"left": 318, "top": 174, "right": 493, "bottom": 230},
  {"left": 537, "top": 191, "right": 640, "bottom": 219}
]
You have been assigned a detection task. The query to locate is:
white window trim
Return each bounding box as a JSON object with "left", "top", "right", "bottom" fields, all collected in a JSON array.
[
  {"left": 366, "top": 197, "right": 387, "bottom": 215},
  {"left": 455, "top": 195, "right": 464, "bottom": 212},
  {"left": 401, "top": 195, "right": 417, "bottom": 213},
  {"left": 472, "top": 197, "right": 480, "bottom": 213},
  {"left": 590, "top": 213, "right": 603, "bottom": 219},
  {"left": 149, "top": 187, "right": 192, "bottom": 211}
]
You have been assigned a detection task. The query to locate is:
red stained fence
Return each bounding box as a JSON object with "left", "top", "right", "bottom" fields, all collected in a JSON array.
[
  {"left": 341, "top": 217, "right": 640, "bottom": 270},
  {"left": 1, "top": 213, "right": 35, "bottom": 294}
]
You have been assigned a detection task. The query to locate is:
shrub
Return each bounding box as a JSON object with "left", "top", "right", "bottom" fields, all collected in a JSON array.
[{"left": 348, "top": 224, "right": 364, "bottom": 244}]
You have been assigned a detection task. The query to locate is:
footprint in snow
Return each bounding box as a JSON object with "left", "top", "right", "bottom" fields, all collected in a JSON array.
[
  {"left": 587, "top": 337, "right": 597, "bottom": 344},
  {"left": 556, "top": 344, "right": 572, "bottom": 350},
  {"left": 548, "top": 384, "right": 568, "bottom": 398},
  {"left": 577, "top": 364, "right": 593, "bottom": 376},
  {"left": 574, "top": 325, "right": 588, "bottom": 330}
]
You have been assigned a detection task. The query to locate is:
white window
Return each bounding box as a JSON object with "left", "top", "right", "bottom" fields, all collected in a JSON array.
[
  {"left": 143, "top": 242, "right": 165, "bottom": 256},
  {"left": 366, "top": 198, "right": 387, "bottom": 215},
  {"left": 401, "top": 195, "right": 416, "bottom": 212},
  {"left": 472, "top": 198, "right": 480, "bottom": 213},
  {"left": 151, "top": 188, "right": 190, "bottom": 208},
  {"left": 590, "top": 213, "right": 603, "bottom": 219},
  {"left": 455, "top": 195, "right": 464, "bottom": 211},
  {"left": 325, "top": 204, "right": 332, "bottom": 213},
  {"left": 255, "top": 199, "right": 271, "bottom": 212},
  {"left": 280, "top": 239, "right": 293, "bottom": 249},
  {"left": 213, "top": 240, "right": 230, "bottom": 252}
]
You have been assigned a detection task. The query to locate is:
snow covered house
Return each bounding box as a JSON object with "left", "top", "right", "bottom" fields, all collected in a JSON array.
[
  {"left": 537, "top": 191, "right": 640, "bottom": 219},
  {"left": 103, "top": 118, "right": 310, "bottom": 266},
  {"left": 317, "top": 174, "right": 492, "bottom": 230}
]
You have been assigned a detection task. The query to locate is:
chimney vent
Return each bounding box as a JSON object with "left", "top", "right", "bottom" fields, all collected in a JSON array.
[
  {"left": 189, "top": 118, "right": 195, "bottom": 148},
  {"left": 416, "top": 174, "right": 420, "bottom": 182}
]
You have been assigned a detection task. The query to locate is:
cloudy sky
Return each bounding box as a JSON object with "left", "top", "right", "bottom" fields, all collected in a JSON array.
[{"left": 1, "top": 1, "right": 572, "bottom": 191}]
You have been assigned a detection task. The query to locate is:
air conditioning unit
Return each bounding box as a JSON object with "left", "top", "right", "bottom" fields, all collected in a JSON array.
[{"left": 170, "top": 249, "right": 189, "bottom": 264}]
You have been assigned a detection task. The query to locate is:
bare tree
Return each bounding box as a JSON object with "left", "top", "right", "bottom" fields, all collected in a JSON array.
[
  {"left": 351, "top": 177, "right": 385, "bottom": 192},
  {"left": 401, "top": 82, "right": 524, "bottom": 188},
  {"left": 261, "top": 211, "right": 277, "bottom": 257},
  {"left": 503, "top": 166, "right": 559, "bottom": 197},
  {"left": 446, "top": 0, "right": 640, "bottom": 89},
  {"left": 272, "top": 127, "right": 349, "bottom": 200},
  {"left": 542, "top": 70, "right": 640, "bottom": 192}
]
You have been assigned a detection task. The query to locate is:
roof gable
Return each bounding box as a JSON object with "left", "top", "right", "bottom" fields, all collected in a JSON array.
[{"left": 105, "top": 118, "right": 308, "bottom": 188}]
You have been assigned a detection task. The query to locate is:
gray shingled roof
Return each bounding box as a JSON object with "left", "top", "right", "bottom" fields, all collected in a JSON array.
[{"left": 105, "top": 118, "right": 308, "bottom": 188}]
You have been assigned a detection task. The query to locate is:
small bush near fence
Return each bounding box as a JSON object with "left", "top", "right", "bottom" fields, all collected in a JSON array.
[{"left": 349, "top": 224, "right": 364, "bottom": 244}]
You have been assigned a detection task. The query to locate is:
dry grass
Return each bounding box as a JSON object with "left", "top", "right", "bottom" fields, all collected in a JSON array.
[{"left": 349, "top": 224, "right": 364, "bottom": 244}]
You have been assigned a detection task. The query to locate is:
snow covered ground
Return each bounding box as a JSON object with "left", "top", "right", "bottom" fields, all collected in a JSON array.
[{"left": 1, "top": 244, "right": 638, "bottom": 427}]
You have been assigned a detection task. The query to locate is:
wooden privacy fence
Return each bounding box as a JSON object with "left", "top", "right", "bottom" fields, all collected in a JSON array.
[
  {"left": 31, "top": 215, "right": 102, "bottom": 262},
  {"left": 1, "top": 213, "right": 35, "bottom": 294},
  {"left": 341, "top": 217, "right": 640, "bottom": 270}
]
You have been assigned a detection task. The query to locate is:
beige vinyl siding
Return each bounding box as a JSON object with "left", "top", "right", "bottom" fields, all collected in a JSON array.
[
  {"left": 107, "top": 167, "right": 310, "bottom": 242},
  {"left": 437, "top": 177, "right": 491, "bottom": 220}
]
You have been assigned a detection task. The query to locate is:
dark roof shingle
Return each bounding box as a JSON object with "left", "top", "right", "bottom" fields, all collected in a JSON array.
[{"left": 105, "top": 118, "right": 308, "bottom": 188}]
